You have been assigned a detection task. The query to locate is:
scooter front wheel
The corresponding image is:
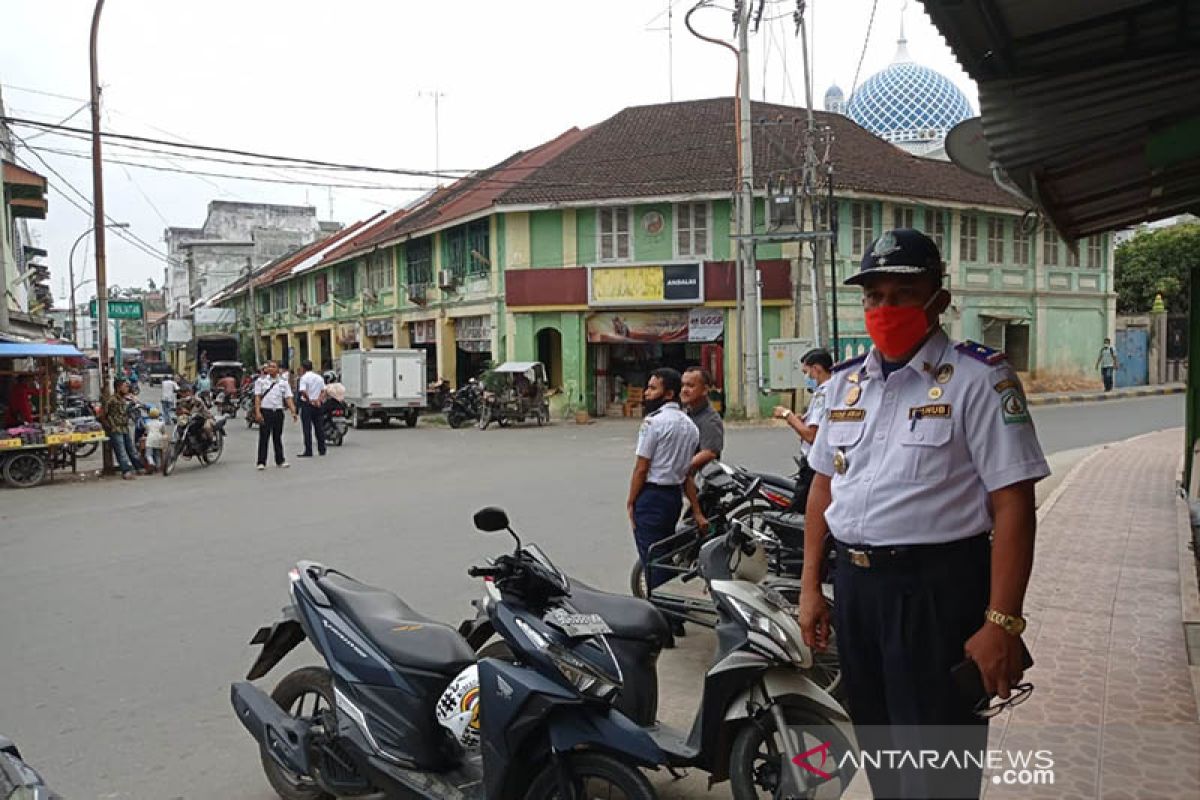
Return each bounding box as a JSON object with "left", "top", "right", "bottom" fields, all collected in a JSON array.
[
  {"left": 526, "top": 752, "right": 655, "bottom": 800},
  {"left": 729, "top": 699, "right": 856, "bottom": 800},
  {"left": 262, "top": 667, "right": 340, "bottom": 800}
]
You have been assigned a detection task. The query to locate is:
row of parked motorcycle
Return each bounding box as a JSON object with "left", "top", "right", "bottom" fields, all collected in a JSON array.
[{"left": 231, "top": 458, "right": 854, "bottom": 799}]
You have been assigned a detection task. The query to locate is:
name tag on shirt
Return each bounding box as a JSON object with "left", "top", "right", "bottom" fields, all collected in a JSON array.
[
  {"left": 908, "top": 403, "right": 952, "bottom": 419},
  {"left": 828, "top": 408, "right": 866, "bottom": 422}
]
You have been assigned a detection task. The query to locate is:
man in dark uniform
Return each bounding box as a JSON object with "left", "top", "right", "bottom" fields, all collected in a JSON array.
[{"left": 799, "top": 229, "right": 1049, "bottom": 798}]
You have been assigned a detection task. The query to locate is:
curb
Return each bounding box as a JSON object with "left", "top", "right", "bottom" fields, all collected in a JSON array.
[{"left": 1027, "top": 384, "right": 1185, "bottom": 407}]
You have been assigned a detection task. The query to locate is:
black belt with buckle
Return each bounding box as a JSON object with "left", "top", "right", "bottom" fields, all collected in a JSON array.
[{"left": 834, "top": 532, "right": 991, "bottom": 569}]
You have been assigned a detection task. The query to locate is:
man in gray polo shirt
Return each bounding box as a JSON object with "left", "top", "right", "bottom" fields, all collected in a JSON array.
[{"left": 681, "top": 366, "right": 723, "bottom": 474}]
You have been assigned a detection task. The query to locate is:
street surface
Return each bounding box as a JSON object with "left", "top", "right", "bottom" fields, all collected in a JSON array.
[{"left": 0, "top": 392, "right": 1183, "bottom": 798}]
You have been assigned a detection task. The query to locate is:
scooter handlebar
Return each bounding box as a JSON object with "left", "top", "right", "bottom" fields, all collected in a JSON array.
[{"left": 467, "top": 566, "right": 503, "bottom": 579}]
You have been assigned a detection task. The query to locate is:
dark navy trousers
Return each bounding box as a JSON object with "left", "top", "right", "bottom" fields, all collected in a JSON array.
[
  {"left": 833, "top": 534, "right": 991, "bottom": 799},
  {"left": 633, "top": 483, "right": 683, "bottom": 591}
]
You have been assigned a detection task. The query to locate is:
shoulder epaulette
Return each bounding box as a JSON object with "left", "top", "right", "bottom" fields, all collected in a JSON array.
[
  {"left": 956, "top": 340, "right": 1007, "bottom": 366},
  {"left": 831, "top": 353, "right": 868, "bottom": 373}
]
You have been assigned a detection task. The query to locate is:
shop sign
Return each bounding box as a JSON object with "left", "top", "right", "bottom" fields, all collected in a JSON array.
[
  {"left": 89, "top": 299, "right": 144, "bottom": 320},
  {"left": 337, "top": 324, "right": 358, "bottom": 345},
  {"left": 195, "top": 307, "right": 236, "bottom": 325},
  {"left": 410, "top": 319, "right": 436, "bottom": 344},
  {"left": 455, "top": 315, "right": 490, "bottom": 341},
  {"left": 687, "top": 308, "right": 724, "bottom": 342},
  {"left": 588, "top": 263, "right": 702, "bottom": 306},
  {"left": 166, "top": 319, "right": 193, "bottom": 344},
  {"left": 366, "top": 319, "right": 393, "bottom": 337},
  {"left": 587, "top": 310, "right": 689, "bottom": 343}
]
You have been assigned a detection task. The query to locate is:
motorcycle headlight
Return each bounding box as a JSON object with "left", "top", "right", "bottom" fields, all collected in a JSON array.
[
  {"left": 513, "top": 618, "right": 621, "bottom": 701},
  {"left": 725, "top": 595, "right": 808, "bottom": 666}
]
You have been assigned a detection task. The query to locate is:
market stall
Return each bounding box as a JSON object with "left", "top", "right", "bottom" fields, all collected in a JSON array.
[{"left": 0, "top": 342, "right": 105, "bottom": 489}]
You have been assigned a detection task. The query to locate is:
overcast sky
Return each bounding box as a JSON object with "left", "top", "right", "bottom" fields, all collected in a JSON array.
[{"left": 0, "top": 0, "right": 976, "bottom": 305}]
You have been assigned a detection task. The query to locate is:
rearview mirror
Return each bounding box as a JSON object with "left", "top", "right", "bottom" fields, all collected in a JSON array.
[{"left": 474, "top": 507, "right": 510, "bottom": 533}]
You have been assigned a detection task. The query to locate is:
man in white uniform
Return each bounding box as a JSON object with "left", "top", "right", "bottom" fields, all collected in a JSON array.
[
  {"left": 253, "top": 360, "right": 298, "bottom": 470},
  {"left": 799, "top": 229, "right": 1050, "bottom": 798}
]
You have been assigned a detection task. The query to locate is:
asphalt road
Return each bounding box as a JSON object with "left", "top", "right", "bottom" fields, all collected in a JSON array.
[{"left": 0, "top": 392, "right": 1183, "bottom": 798}]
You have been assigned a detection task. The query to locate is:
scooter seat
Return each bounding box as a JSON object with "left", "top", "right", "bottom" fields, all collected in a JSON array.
[
  {"left": 318, "top": 573, "right": 475, "bottom": 676},
  {"left": 760, "top": 511, "right": 806, "bottom": 547},
  {"left": 568, "top": 579, "right": 671, "bottom": 647}
]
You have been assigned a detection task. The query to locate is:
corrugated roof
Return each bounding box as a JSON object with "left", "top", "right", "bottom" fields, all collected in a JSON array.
[{"left": 921, "top": 0, "right": 1200, "bottom": 239}]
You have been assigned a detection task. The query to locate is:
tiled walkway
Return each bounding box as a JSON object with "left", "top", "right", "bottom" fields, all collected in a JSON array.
[{"left": 987, "top": 429, "right": 1200, "bottom": 798}]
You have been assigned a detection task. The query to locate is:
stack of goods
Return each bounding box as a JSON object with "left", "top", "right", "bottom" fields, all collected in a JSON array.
[
  {"left": 5, "top": 425, "right": 45, "bottom": 446},
  {"left": 68, "top": 417, "right": 105, "bottom": 434}
]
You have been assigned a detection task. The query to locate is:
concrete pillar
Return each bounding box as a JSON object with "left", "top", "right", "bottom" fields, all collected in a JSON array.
[{"left": 437, "top": 316, "right": 457, "bottom": 387}]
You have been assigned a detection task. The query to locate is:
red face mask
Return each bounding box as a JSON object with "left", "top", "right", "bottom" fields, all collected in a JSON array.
[{"left": 864, "top": 295, "right": 938, "bottom": 360}]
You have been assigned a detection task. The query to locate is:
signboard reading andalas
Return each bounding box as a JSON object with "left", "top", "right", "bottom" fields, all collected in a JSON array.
[{"left": 588, "top": 263, "right": 702, "bottom": 306}]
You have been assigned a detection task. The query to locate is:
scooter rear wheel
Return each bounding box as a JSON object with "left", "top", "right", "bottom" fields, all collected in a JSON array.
[
  {"left": 262, "top": 667, "right": 339, "bottom": 800},
  {"left": 526, "top": 752, "right": 655, "bottom": 800}
]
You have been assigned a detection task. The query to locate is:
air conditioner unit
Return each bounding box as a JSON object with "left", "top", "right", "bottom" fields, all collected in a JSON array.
[
  {"left": 407, "top": 283, "right": 428, "bottom": 306},
  {"left": 437, "top": 269, "right": 458, "bottom": 291},
  {"left": 295, "top": 302, "right": 308, "bottom": 319},
  {"left": 361, "top": 288, "right": 379, "bottom": 306}
]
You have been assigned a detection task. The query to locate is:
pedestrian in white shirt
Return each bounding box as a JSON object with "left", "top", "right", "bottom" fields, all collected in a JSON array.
[
  {"left": 253, "top": 360, "right": 298, "bottom": 470},
  {"left": 296, "top": 360, "right": 327, "bottom": 458},
  {"left": 160, "top": 376, "right": 179, "bottom": 419},
  {"left": 143, "top": 407, "right": 167, "bottom": 470}
]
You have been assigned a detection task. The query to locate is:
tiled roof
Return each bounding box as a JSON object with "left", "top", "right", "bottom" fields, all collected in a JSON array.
[
  {"left": 318, "top": 127, "right": 588, "bottom": 266},
  {"left": 497, "top": 97, "right": 1017, "bottom": 209}
]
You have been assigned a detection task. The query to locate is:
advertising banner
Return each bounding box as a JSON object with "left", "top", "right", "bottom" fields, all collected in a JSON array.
[
  {"left": 166, "top": 319, "right": 193, "bottom": 344},
  {"left": 587, "top": 310, "right": 688, "bottom": 343},
  {"left": 589, "top": 263, "right": 702, "bottom": 306},
  {"left": 194, "top": 307, "right": 236, "bottom": 325},
  {"left": 687, "top": 307, "right": 724, "bottom": 342}
]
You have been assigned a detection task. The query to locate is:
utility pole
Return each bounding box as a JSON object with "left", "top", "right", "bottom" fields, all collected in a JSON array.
[
  {"left": 89, "top": 0, "right": 111, "bottom": 391},
  {"left": 246, "top": 257, "right": 262, "bottom": 366},
  {"left": 736, "top": 1, "right": 760, "bottom": 417}
]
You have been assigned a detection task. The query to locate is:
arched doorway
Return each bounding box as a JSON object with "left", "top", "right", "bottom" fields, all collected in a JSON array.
[{"left": 536, "top": 327, "right": 563, "bottom": 389}]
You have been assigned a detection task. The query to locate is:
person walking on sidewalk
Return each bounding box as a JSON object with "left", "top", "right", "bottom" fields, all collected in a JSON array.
[
  {"left": 626, "top": 368, "right": 706, "bottom": 593},
  {"left": 253, "top": 360, "right": 298, "bottom": 470},
  {"left": 798, "top": 229, "right": 1051, "bottom": 799},
  {"left": 101, "top": 379, "right": 138, "bottom": 480},
  {"left": 773, "top": 347, "right": 833, "bottom": 512},
  {"left": 1096, "top": 337, "right": 1120, "bottom": 391},
  {"left": 296, "top": 360, "right": 327, "bottom": 458}
]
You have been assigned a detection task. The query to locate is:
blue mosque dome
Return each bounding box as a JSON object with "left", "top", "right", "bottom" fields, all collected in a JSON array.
[{"left": 846, "top": 34, "right": 973, "bottom": 151}]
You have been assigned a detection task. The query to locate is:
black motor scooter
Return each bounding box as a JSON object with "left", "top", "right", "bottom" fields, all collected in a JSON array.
[
  {"left": 462, "top": 501, "right": 857, "bottom": 800},
  {"left": 231, "top": 507, "right": 664, "bottom": 800}
]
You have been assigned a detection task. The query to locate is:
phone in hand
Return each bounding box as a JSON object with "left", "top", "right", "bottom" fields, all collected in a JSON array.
[{"left": 952, "top": 642, "right": 1034, "bottom": 707}]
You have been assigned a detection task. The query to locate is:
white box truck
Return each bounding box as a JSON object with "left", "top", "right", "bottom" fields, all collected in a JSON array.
[{"left": 340, "top": 349, "right": 426, "bottom": 429}]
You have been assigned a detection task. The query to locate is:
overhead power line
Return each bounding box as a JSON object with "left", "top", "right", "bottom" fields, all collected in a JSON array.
[{"left": 851, "top": 0, "right": 880, "bottom": 96}]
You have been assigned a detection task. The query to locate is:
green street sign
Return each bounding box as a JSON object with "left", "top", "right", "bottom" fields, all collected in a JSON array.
[{"left": 89, "top": 299, "right": 144, "bottom": 320}]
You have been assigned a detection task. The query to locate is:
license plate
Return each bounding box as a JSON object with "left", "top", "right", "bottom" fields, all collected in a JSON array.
[{"left": 544, "top": 608, "right": 612, "bottom": 637}]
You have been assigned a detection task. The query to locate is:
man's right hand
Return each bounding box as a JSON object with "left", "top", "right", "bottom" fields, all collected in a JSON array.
[
  {"left": 798, "top": 588, "right": 831, "bottom": 652},
  {"left": 255, "top": 412, "right": 263, "bottom": 424},
  {"left": 772, "top": 405, "right": 791, "bottom": 419}
]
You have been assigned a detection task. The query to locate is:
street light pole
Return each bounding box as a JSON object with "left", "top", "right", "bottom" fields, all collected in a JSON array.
[
  {"left": 89, "top": 0, "right": 111, "bottom": 390},
  {"left": 68, "top": 222, "right": 127, "bottom": 344}
]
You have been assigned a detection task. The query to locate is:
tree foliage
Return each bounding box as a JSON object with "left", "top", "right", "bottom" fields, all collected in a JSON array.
[{"left": 1114, "top": 222, "right": 1200, "bottom": 313}]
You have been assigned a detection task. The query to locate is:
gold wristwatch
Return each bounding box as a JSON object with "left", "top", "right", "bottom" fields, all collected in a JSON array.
[{"left": 985, "top": 608, "right": 1026, "bottom": 636}]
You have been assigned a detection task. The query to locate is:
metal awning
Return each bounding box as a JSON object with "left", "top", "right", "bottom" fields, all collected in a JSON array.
[
  {"left": 922, "top": 0, "right": 1200, "bottom": 240},
  {"left": 0, "top": 342, "right": 85, "bottom": 358}
]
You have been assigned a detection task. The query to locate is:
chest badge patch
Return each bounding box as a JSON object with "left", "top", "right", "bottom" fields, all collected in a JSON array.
[
  {"left": 828, "top": 408, "right": 867, "bottom": 422},
  {"left": 844, "top": 385, "right": 862, "bottom": 406},
  {"left": 847, "top": 372, "right": 861, "bottom": 385},
  {"left": 908, "top": 403, "right": 952, "bottom": 419},
  {"left": 928, "top": 386, "right": 944, "bottom": 400},
  {"left": 935, "top": 363, "right": 954, "bottom": 384}
]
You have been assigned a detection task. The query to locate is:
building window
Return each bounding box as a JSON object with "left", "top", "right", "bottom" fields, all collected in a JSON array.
[
  {"left": 367, "top": 249, "right": 394, "bottom": 290},
  {"left": 406, "top": 237, "right": 433, "bottom": 285},
  {"left": 959, "top": 214, "right": 979, "bottom": 262},
  {"left": 1086, "top": 235, "right": 1102, "bottom": 268},
  {"left": 598, "top": 206, "right": 632, "bottom": 262},
  {"left": 676, "top": 202, "right": 709, "bottom": 257},
  {"left": 443, "top": 219, "right": 491, "bottom": 278},
  {"left": 1013, "top": 218, "right": 1031, "bottom": 265},
  {"left": 315, "top": 274, "right": 329, "bottom": 305},
  {"left": 927, "top": 210, "right": 947, "bottom": 256},
  {"left": 271, "top": 284, "right": 288, "bottom": 312},
  {"left": 1043, "top": 226, "right": 1059, "bottom": 266},
  {"left": 1065, "top": 243, "right": 1080, "bottom": 267},
  {"left": 892, "top": 206, "right": 914, "bottom": 230},
  {"left": 851, "top": 202, "right": 873, "bottom": 256},
  {"left": 986, "top": 217, "right": 1005, "bottom": 264},
  {"left": 332, "top": 263, "right": 357, "bottom": 299},
  {"left": 257, "top": 289, "right": 271, "bottom": 314}
]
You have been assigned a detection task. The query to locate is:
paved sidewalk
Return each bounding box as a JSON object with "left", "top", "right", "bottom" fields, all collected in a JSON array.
[
  {"left": 1027, "top": 383, "right": 1184, "bottom": 406},
  {"left": 987, "top": 428, "right": 1200, "bottom": 798}
]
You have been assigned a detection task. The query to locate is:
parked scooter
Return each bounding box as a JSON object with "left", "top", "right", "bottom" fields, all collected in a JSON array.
[
  {"left": 230, "top": 508, "right": 663, "bottom": 800},
  {"left": 461, "top": 504, "right": 856, "bottom": 799},
  {"left": 445, "top": 379, "right": 483, "bottom": 429},
  {"left": 0, "top": 735, "right": 60, "bottom": 799}
]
